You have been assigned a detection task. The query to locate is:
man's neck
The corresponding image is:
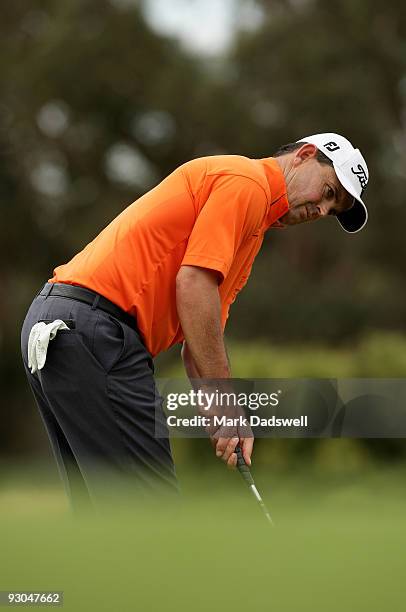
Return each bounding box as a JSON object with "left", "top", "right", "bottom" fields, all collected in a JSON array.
[
  {"left": 273, "top": 154, "right": 295, "bottom": 189},
  {"left": 274, "top": 154, "right": 291, "bottom": 177}
]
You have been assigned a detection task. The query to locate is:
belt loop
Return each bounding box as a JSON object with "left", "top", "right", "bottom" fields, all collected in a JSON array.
[
  {"left": 91, "top": 294, "right": 100, "bottom": 310},
  {"left": 43, "top": 283, "right": 54, "bottom": 299}
]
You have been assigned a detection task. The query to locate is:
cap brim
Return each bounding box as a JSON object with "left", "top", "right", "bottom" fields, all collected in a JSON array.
[
  {"left": 334, "top": 166, "right": 368, "bottom": 233},
  {"left": 337, "top": 200, "right": 368, "bottom": 233}
]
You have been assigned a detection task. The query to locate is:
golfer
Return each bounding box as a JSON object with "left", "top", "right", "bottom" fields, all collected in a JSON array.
[{"left": 20, "top": 132, "right": 369, "bottom": 507}]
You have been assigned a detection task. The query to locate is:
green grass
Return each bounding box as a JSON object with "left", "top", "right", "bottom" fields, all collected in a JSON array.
[
  {"left": 3, "top": 333, "right": 406, "bottom": 610},
  {"left": 1, "top": 462, "right": 406, "bottom": 611}
]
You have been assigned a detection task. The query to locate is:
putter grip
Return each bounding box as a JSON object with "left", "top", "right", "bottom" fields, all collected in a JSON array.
[{"left": 235, "top": 445, "right": 254, "bottom": 486}]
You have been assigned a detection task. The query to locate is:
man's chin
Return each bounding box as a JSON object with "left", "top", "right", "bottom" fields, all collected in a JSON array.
[
  {"left": 280, "top": 210, "right": 315, "bottom": 226},
  {"left": 279, "top": 213, "right": 299, "bottom": 226}
]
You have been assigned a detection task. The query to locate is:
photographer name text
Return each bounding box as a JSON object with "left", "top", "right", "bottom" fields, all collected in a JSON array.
[{"left": 166, "top": 415, "right": 308, "bottom": 428}]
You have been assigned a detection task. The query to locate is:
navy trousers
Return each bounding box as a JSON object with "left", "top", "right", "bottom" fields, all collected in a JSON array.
[{"left": 20, "top": 283, "right": 177, "bottom": 511}]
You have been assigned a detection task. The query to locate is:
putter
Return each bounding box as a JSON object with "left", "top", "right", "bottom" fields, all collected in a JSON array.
[{"left": 235, "top": 445, "right": 274, "bottom": 525}]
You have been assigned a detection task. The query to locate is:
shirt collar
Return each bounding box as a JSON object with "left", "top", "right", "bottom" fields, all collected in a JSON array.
[{"left": 257, "top": 157, "right": 290, "bottom": 230}]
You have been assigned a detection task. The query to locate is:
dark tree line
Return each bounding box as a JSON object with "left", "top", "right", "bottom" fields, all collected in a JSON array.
[{"left": 1, "top": 0, "right": 405, "bottom": 457}]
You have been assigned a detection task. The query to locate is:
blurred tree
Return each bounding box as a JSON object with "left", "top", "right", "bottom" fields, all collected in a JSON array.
[
  {"left": 1, "top": 0, "right": 406, "bottom": 460},
  {"left": 224, "top": 0, "right": 406, "bottom": 342}
]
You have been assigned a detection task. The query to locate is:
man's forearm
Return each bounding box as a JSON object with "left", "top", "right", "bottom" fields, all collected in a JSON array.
[
  {"left": 181, "top": 342, "right": 201, "bottom": 380},
  {"left": 176, "top": 266, "right": 230, "bottom": 379},
  {"left": 177, "top": 267, "right": 253, "bottom": 467},
  {"left": 182, "top": 341, "right": 232, "bottom": 381}
]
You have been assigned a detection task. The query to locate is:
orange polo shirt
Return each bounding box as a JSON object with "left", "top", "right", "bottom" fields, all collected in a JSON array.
[{"left": 50, "top": 155, "right": 289, "bottom": 356}]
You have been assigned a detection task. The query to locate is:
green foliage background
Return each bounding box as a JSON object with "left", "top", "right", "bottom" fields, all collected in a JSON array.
[{"left": 1, "top": 0, "right": 406, "bottom": 465}]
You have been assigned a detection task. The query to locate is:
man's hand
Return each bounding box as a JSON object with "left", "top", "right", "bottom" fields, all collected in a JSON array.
[
  {"left": 213, "top": 435, "right": 254, "bottom": 468},
  {"left": 181, "top": 354, "right": 255, "bottom": 470}
]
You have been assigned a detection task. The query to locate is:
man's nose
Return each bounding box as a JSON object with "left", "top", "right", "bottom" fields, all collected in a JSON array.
[{"left": 317, "top": 202, "right": 332, "bottom": 217}]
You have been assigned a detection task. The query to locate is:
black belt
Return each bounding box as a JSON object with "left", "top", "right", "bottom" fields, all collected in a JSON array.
[{"left": 39, "top": 283, "right": 139, "bottom": 332}]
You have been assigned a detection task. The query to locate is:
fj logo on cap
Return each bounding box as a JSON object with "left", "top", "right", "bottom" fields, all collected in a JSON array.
[
  {"left": 351, "top": 164, "right": 368, "bottom": 189},
  {"left": 324, "top": 141, "right": 340, "bottom": 152}
]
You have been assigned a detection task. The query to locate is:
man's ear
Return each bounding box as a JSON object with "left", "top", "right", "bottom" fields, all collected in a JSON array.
[{"left": 293, "top": 143, "right": 318, "bottom": 166}]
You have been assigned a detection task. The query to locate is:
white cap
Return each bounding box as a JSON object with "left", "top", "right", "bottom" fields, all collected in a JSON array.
[{"left": 297, "top": 133, "right": 369, "bottom": 233}]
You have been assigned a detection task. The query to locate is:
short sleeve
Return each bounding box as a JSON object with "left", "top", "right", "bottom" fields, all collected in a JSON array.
[{"left": 181, "top": 174, "right": 267, "bottom": 281}]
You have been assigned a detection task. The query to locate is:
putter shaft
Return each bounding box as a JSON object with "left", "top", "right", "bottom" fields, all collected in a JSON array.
[{"left": 235, "top": 445, "right": 274, "bottom": 525}]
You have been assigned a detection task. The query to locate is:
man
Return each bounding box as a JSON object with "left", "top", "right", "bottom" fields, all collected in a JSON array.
[{"left": 20, "top": 132, "right": 369, "bottom": 508}]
